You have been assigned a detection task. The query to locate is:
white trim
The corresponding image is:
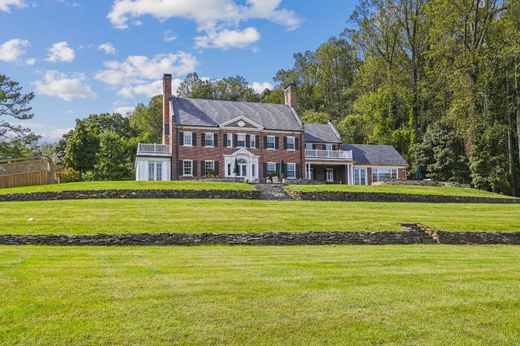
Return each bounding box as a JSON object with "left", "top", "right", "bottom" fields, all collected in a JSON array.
[
  {"left": 286, "top": 162, "right": 296, "bottom": 179},
  {"left": 266, "top": 135, "right": 276, "bottom": 149},
  {"left": 236, "top": 133, "right": 247, "bottom": 148},
  {"left": 182, "top": 159, "right": 193, "bottom": 177},
  {"left": 182, "top": 131, "right": 193, "bottom": 147},
  {"left": 204, "top": 132, "right": 215, "bottom": 147},
  {"left": 219, "top": 115, "right": 264, "bottom": 130},
  {"left": 286, "top": 136, "right": 296, "bottom": 150},
  {"left": 328, "top": 121, "right": 343, "bottom": 142}
]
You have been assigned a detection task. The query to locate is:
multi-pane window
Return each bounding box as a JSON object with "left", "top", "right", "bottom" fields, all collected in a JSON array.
[
  {"left": 325, "top": 143, "right": 333, "bottom": 151},
  {"left": 148, "top": 162, "right": 163, "bottom": 181},
  {"left": 287, "top": 163, "right": 296, "bottom": 179},
  {"left": 156, "top": 162, "right": 162, "bottom": 181},
  {"left": 148, "top": 162, "right": 155, "bottom": 181},
  {"left": 205, "top": 133, "right": 214, "bottom": 147},
  {"left": 305, "top": 143, "right": 314, "bottom": 150},
  {"left": 183, "top": 160, "right": 193, "bottom": 176},
  {"left": 250, "top": 135, "right": 256, "bottom": 148},
  {"left": 266, "top": 136, "right": 276, "bottom": 149},
  {"left": 183, "top": 132, "right": 192, "bottom": 146},
  {"left": 372, "top": 168, "right": 397, "bottom": 182},
  {"left": 205, "top": 160, "right": 215, "bottom": 174},
  {"left": 354, "top": 168, "right": 367, "bottom": 185},
  {"left": 237, "top": 134, "right": 246, "bottom": 147},
  {"left": 286, "top": 136, "right": 295, "bottom": 150},
  {"left": 266, "top": 162, "right": 277, "bottom": 175},
  {"left": 226, "top": 133, "right": 233, "bottom": 147}
]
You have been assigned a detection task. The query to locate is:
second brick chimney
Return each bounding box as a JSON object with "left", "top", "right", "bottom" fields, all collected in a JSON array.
[
  {"left": 162, "top": 74, "right": 172, "bottom": 145},
  {"left": 284, "top": 83, "right": 297, "bottom": 108}
]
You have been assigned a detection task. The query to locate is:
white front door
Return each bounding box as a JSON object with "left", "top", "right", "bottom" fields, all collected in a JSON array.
[
  {"left": 148, "top": 162, "right": 163, "bottom": 181},
  {"left": 326, "top": 168, "right": 334, "bottom": 182},
  {"left": 238, "top": 163, "right": 247, "bottom": 178}
]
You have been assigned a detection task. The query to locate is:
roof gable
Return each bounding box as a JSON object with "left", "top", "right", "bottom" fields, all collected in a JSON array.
[
  {"left": 304, "top": 123, "right": 342, "bottom": 143},
  {"left": 219, "top": 115, "right": 263, "bottom": 130}
]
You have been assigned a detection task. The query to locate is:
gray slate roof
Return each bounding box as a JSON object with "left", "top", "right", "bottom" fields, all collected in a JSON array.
[
  {"left": 342, "top": 144, "right": 408, "bottom": 166},
  {"left": 304, "top": 123, "right": 342, "bottom": 143},
  {"left": 172, "top": 97, "right": 302, "bottom": 131}
]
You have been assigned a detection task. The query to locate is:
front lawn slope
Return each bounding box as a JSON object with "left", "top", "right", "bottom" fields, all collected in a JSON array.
[
  {"left": 0, "top": 199, "right": 519, "bottom": 234},
  {"left": 287, "top": 184, "right": 515, "bottom": 199},
  {"left": 1, "top": 246, "right": 519, "bottom": 345},
  {"left": 0, "top": 180, "right": 254, "bottom": 194}
]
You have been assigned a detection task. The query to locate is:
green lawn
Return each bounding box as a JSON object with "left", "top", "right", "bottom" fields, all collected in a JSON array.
[
  {"left": 0, "top": 180, "right": 254, "bottom": 194},
  {"left": 1, "top": 245, "right": 519, "bottom": 345},
  {"left": 287, "top": 183, "right": 515, "bottom": 199},
  {"left": 1, "top": 199, "right": 519, "bottom": 234}
]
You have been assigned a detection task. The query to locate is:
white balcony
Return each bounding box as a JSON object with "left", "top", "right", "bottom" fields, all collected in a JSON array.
[
  {"left": 305, "top": 149, "right": 352, "bottom": 161},
  {"left": 136, "top": 143, "right": 171, "bottom": 156}
]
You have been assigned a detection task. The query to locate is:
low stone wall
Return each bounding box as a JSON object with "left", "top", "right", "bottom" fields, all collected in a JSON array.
[
  {"left": 0, "top": 230, "right": 436, "bottom": 246},
  {"left": 287, "top": 190, "right": 520, "bottom": 204},
  {"left": 0, "top": 189, "right": 259, "bottom": 202}
]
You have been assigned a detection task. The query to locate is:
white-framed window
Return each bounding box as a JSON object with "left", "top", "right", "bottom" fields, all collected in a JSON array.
[
  {"left": 205, "top": 160, "right": 215, "bottom": 174},
  {"left": 250, "top": 135, "right": 256, "bottom": 148},
  {"left": 266, "top": 162, "right": 277, "bottom": 175},
  {"left": 147, "top": 161, "right": 163, "bottom": 181},
  {"left": 183, "top": 160, "right": 193, "bottom": 176},
  {"left": 325, "top": 143, "right": 333, "bottom": 151},
  {"left": 237, "top": 134, "right": 246, "bottom": 147},
  {"left": 183, "top": 132, "right": 193, "bottom": 146},
  {"left": 287, "top": 162, "right": 296, "bottom": 179},
  {"left": 226, "top": 133, "right": 233, "bottom": 147},
  {"left": 372, "top": 168, "right": 398, "bottom": 182},
  {"left": 266, "top": 136, "right": 276, "bottom": 149},
  {"left": 286, "top": 136, "right": 295, "bottom": 150},
  {"left": 305, "top": 143, "right": 314, "bottom": 150},
  {"left": 354, "top": 168, "right": 367, "bottom": 185},
  {"left": 204, "top": 133, "right": 214, "bottom": 147},
  {"left": 148, "top": 162, "right": 155, "bottom": 181}
]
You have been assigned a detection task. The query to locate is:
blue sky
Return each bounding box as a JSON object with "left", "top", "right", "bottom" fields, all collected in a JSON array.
[{"left": 0, "top": 0, "right": 357, "bottom": 142}]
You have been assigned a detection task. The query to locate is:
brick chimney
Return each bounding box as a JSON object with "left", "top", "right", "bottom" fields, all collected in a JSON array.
[
  {"left": 284, "top": 83, "right": 297, "bottom": 108},
  {"left": 162, "top": 74, "right": 172, "bottom": 145}
]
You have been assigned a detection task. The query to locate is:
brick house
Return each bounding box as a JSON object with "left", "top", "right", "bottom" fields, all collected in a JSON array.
[{"left": 135, "top": 74, "right": 408, "bottom": 184}]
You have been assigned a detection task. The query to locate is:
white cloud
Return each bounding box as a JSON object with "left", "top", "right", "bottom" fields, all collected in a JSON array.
[
  {"left": 250, "top": 81, "right": 273, "bottom": 94},
  {"left": 34, "top": 70, "right": 97, "bottom": 101},
  {"left": 195, "top": 27, "right": 260, "bottom": 49},
  {"left": 0, "top": 0, "right": 25, "bottom": 12},
  {"left": 113, "top": 106, "right": 135, "bottom": 116},
  {"left": 118, "top": 78, "right": 183, "bottom": 98},
  {"left": 46, "top": 41, "right": 75, "bottom": 63},
  {"left": 23, "top": 123, "right": 71, "bottom": 142},
  {"left": 95, "top": 52, "right": 196, "bottom": 88},
  {"left": 25, "top": 58, "right": 36, "bottom": 65},
  {"left": 163, "top": 30, "right": 177, "bottom": 42},
  {"left": 0, "top": 38, "right": 29, "bottom": 62},
  {"left": 98, "top": 42, "right": 116, "bottom": 55}
]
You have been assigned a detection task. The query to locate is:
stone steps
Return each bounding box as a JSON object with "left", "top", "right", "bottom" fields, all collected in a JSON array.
[{"left": 255, "top": 184, "right": 291, "bottom": 201}]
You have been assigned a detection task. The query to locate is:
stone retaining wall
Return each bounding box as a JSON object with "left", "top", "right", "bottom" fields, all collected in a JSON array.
[
  {"left": 1, "top": 226, "right": 520, "bottom": 245},
  {"left": 287, "top": 190, "right": 520, "bottom": 204},
  {"left": 0, "top": 189, "right": 259, "bottom": 202}
]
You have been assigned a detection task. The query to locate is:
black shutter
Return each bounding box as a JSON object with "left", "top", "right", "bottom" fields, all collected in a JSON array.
[
  {"left": 283, "top": 137, "right": 288, "bottom": 149},
  {"left": 276, "top": 163, "right": 281, "bottom": 175},
  {"left": 233, "top": 134, "right": 238, "bottom": 147},
  {"left": 296, "top": 164, "right": 300, "bottom": 178},
  {"left": 179, "top": 132, "right": 184, "bottom": 146},
  {"left": 193, "top": 161, "right": 198, "bottom": 176},
  {"left": 201, "top": 161, "right": 206, "bottom": 176},
  {"left": 264, "top": 136, "right": 268, "bottom": 148},
  {"left": 214, "top": 134, "right": 218, "bottom": 147},
  {"left": 223, "top": 134, "right": 228, "bottom": 147},
  {"left": 255, "top": 135, "right": 259, "bottom": 148},
  {"left": 178, "top": 160, "right": 183, "bottom": 176},
  {"left": 263, "top": 163, "right": 268, "bottom": 177},
  {"left": 201, "top": 133, "right": 205, "bottom": 147},
  {"left": 214, "top": 161, "right": 219, "bottom": 175},
  {"left": 295, "top": 137, "right": 299, "bottom": 150},
  {"left": 192, "top": 133, "right": 197, "bottom": 146},
  {"left": 246, "top": 134, "right": 250, "bottom": 148},
  {"left": 275, "top": 137, "right": 279, "bottom": 149}
]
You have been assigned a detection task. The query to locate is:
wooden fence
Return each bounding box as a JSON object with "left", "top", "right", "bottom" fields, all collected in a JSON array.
[{"left": 0, "top": 157, "right": 58, "bottom": 189}]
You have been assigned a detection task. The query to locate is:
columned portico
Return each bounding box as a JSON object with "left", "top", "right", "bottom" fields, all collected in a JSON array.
[
  {"left": 305, "top": 161, "right": 354, "bottom": 184},
  {"left": 223, "top": 148, "right": 260, "bottom": 181}
]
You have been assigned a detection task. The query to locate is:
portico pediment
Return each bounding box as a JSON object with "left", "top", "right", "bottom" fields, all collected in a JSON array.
[{"left": 219, "top": 116, "right": 263, "bottom": 130}]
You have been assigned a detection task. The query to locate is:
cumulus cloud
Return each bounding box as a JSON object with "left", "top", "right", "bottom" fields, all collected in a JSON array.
[
  {"left": 0, "top": 0, "right": 25, "bottom": 12},
  {"left": 107, "top": 0, "right": 300, "bottom": 49},
  {"left": 113, "top": 106, "right": 135, "bottom": 116},
  {"left": 34, "top": 70, "right": 97, "bottom": 101},
  {"left": 98, "top": 42, "right": 116, "bottom": 55},
  {"left": 46, "top": 41, "right": 75, "bottom": 63},
  {"left": 250, "top": 81, "right": 273, "bottom": 94},
  {"left": 0, "top": 38, "right": 29, "bottom": 62},
  {"left": 25, "top": 58, "right": 36, "bottom": 65},
  {"left": 118, "top": 78, "right": 182, "bottom": 98},
  {"left": 195, "top": 27, "right": 260, "bottom": 49},
  {"left": 24, "top": 123, "right": 71, "bottom": 142},
  {"left": 163, "top": 30, "right": 177, "bottom": 42}
]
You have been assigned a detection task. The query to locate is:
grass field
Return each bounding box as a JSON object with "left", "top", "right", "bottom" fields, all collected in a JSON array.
[
  {"left": 1, "top": 199, "right": 519, "bottom": 234},
  {"left": 0, "top": 180, "right": 254, "bottom": 194},
  {"left": 287, "top": 183, "right": 515, "bottom": 199},
  {"left": 1, "top": 245, "right": 519, "bottom": 345}
]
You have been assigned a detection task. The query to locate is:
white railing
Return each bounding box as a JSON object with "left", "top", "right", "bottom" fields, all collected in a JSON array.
[
  {"left": 305, "top": 149, "right": 352, "bottom": 160},
  {"left": 137, "top": 143, "right": 171, "bottom": 155}
]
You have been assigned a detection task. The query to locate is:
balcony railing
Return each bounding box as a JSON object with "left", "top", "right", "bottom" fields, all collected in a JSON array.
[
  {"left": 305, "top": 149, "right": 352, "bottom": 160},
  {"left": 137, "top": 143, "right": 171, "bottom": 156}
]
